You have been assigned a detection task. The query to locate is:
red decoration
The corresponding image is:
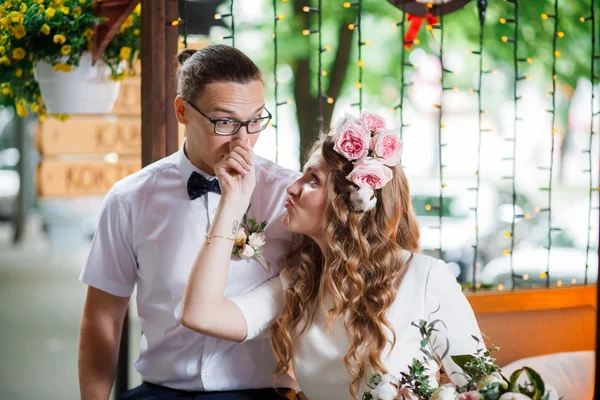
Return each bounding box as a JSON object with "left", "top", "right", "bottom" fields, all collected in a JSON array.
[{"left": 404, "top": 13, "right": 438, "bottom": 49}]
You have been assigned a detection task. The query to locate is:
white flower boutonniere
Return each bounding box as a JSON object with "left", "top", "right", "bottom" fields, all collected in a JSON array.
[{"left": 232, "top": 205, "right": 270, "bottom": 270}]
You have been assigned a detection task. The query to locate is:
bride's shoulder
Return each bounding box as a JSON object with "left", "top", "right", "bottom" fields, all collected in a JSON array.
[{"left": 401, "top": 251, "right": 451, "bottom": 285}]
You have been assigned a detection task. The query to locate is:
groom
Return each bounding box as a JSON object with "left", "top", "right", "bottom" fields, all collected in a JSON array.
[{"left": 77, "top": 45, "right": 300, "bottom": 399}]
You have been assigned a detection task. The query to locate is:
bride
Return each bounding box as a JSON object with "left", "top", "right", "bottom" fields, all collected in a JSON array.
[{"left": 180, "top": 113, "right": 483, "bottom": 400}]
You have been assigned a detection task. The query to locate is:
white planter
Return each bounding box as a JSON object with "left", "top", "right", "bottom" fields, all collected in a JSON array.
[{"left": 33, "top": 52, "right": 122, "bottom": 114}]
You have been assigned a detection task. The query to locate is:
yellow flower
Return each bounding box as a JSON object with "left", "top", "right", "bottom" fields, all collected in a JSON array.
[
  {"left": 15, "top": 99, "right": 28, "bottom": 117},
  {"left": 30, "top": 103, "right": 39, "bottom": 113},
  {"left": 36, "top": 0, "right": 44, "bottom": 4},
  {"left": 45, "top": 7, "right": 56, "bottom": 18},
  {"left": 12, "top": 24, "right": 26, "bottom": 39},
  {"left": 60, "top": 6, "right": 69, "bottom": 15},
  {"left": 9, "top": 11, "right": 23, "bottom": 24},
  {"left": 38, "top": 5, "right": 45, "bottom": 13},
  {"left": 15, "top": 68, "right": 22, "bottom": 77},
  {"left": 72, "top": 7, "right": 81, "bottom": 16},
  {"left": 133, "top": 29, "right": 139, "bottom": 36},
  {"left": 12, "top": 47, "right": 25, "bottom": 60},
  {"left": 0, "top": 56, "right": 10, "bottom": 66},
  {"left": 134, "top": 3, "right": 141, "bottom": 16},
  {"left": 60, "top": 44, "right": 71, "bottom": 55},
  {"left": 1, "top": 87, "right": 13, "bottom": 97},
  {"left": 53, "top": 34, "right": 66, "bottom": 44},
  {"left": 83, "top": 28, "right": 93, "bottom": 40},
  {"left": 39, "top": 114, "right": 47, "bottom": 121},
  {"left": 20, "top": 3, "right": 27, "bottom": 13},
  {"left": 119, "top": 46, "right": 131, "bottom": 60},
  {"left": 52, "top": 63, "right": 72, "bottom": 73},
  {"left": 40, "top": 24, "right": 50, "bottom": 35},
  {"left": 0, "top": 45, "right": 4, "bottom": 54},
  {"left": 79, "top": 0, "right": 86, "bottom": 4},
  {"left": 124, "top": 14, "right": 134, "bottom": 28},
  {"left": 52, "top": 0, "right": 63, "bottom": 6}
]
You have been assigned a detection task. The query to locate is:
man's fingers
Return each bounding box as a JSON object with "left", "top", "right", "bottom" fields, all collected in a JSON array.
[
  {"left": 230, "top": 145, "right": 254, "bottom": 166},
  {"left": 228, "top": 151, "right": 252, "bottom": 173},
  {"left": 226, "top": 157, "right": 248, "bottom": 175}
]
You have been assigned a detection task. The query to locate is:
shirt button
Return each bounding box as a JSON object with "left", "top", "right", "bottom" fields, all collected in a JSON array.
[{"left": 204, "top": 372, "right": 210, "bottom": 377}]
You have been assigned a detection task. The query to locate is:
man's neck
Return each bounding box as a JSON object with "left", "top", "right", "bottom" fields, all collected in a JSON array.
[{"left": 184, "top": 141, "right": 215, "bottom": 177}]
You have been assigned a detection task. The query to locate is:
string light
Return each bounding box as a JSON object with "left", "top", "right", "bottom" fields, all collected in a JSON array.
[
  {"left": 433, "top": 5, "right": 448, "bottom": 260},
  {"left": 215, "top": 2, "right": 235, "bottom": 46},
  {"left": 539, "top": 0, "right": 560, "bottom": 288},
  {"left": 303, "top": 0, "right": 330, "bottom": 130},
  {"left": 345, "top": 0, "right": 365, "bottom": 111},
  {"left": 500, "top": 0, "right": 528, "bottom": 290},
  {"left": 391, "top": 10, "right": 413, "bottom": 141},
  {"left": 582, "top": 2, "right": 598, "bottom": 285},
  {"left": 468, "top": 0, "right": 488, "bottom": 292},
  {"left": 273, "top": 0, "right": 289, "bottom": 164}
]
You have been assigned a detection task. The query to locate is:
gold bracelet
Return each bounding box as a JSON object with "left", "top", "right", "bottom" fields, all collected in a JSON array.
[{"left": 205, "top": 234, "right": 235, "bottom": 244}]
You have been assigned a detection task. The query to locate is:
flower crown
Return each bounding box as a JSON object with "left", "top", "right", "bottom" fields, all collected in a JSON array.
[{"left": 330, "top": 112, "right": 403, "bottom": 212}]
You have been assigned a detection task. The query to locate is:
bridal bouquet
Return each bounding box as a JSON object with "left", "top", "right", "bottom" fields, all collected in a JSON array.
[{"left": 363, "top": 320, "right": 561, "bottom": 400}]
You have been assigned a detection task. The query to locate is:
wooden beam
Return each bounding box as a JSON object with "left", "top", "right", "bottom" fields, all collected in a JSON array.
[
  {"left": 165, "top": 0, "right": 180, "bottom": 156},
  {"left": 141, "top": 0, "right": 166, "bottom": 166}
]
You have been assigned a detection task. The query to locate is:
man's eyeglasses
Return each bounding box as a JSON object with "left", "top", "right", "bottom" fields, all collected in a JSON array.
[{"left": 186, "top": 101, "right": 272, "bottom": 136}]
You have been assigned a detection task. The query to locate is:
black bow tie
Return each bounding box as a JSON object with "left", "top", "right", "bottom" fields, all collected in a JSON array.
[{"left": 187, "top": 171, "right": 221, "bottom": 200}]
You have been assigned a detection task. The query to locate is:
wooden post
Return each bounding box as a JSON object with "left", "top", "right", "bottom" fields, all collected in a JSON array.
[{"left": 115, "top": 0, "right": 179, "bottom": 397}]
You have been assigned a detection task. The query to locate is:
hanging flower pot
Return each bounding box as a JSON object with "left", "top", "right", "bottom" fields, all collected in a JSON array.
[
  {"left": 34, "top": 52, "right": 122, "bottom": 115},
  {"left": 0, "top": 1, "right": 140, "bottom": 117}
]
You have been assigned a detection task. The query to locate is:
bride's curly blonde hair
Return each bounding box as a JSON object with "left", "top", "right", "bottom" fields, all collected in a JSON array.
[{"left": 270, "top": 135, "right": 421, "bottom": 399}]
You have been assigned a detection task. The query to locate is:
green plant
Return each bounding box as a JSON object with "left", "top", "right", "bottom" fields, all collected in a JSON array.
[{"left": 0, "top": 0, "right": 140, "bottom": 117}]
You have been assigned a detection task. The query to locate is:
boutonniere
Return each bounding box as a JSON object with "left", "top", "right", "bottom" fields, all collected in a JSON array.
[{"left": 232, "top": 204, "right": 271, "bottom": 270}]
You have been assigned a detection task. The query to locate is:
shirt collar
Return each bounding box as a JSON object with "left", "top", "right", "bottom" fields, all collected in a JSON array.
[{"left": 177, "top": 137, "right": 216, "bottom": 185}]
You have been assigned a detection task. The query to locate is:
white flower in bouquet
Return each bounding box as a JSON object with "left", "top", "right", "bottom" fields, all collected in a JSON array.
[
  {"left": 457, "top": 391, "right": 483, "bottom": 400},
  {"left": 350, "top": 187, "right": 377, "bottom": 212},
  {"left": 370, "top": 374, "right": 401, "bottom": 400},
  {"left": 430, "top": 384, "right": 459, "bottom": 400},
  {"left": 248, "top": 232, "right": 266, "bottom": 249},
  {"left": 238, "top": 243, "right": 255, "bottom": 259},
  {"left": 234, "top": 229, "right": 247, "bottom": 247},
  {"left": 498, "top": 393, "right": 532, "bottom": 400},
  {"left": 476, "top": 372, "right": 508, "bottom": 391}
]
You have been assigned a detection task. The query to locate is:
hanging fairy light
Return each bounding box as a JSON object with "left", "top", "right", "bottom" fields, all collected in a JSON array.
[
  {"left": 390, "top": 11, "right": 415, "bottom": 140},
  {"left": 499, "top": 0, "right": 531, "bottom": 290},
  {"left": 303, "top": 0, "right": 332, "bottom": 131},
  {"left": 467, "top": 0, "right": 488, "bottom": 292},
  {"left": 215, "top": 0, "right": 235, "bottom": 46},
  {"left": 273, "top": 1, "right": 292, "bottom": 164},
  {"left": 539, "top": 0, "right": 564, "bottom": 288},
  {"left": 344, "top": 1, "right": 367, "bottom": 112},
  {"left": 581, "top": 2, "right": 599, "bottom": 284}
]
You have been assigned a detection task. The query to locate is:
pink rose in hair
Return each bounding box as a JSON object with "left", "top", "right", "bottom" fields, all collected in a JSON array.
[
  {"left": 372, "top": 130, "right": 403, "bottom": 167},
  {"left": 332, "top": 119, "right": 371, "bottom": 161},
  {"left": 361, "top": 113, "right": 387, "bottom": 134},
  {"left": 347, "top": 158, "right": 393, "bottom": 190}
]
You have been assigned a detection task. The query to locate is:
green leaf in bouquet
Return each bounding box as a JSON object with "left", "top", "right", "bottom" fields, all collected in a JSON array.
[
  {"left": 258, "top": 221, "right": 267, "bottom": 232},
  {"left": 450, "top": 354, "right": 476, "bottom": 371},
  {"left": 367, "top": 373, "right": 382, "bottom": 389},
  {"left": 509, "top": 367, "right": 545, "bottom": 400}
]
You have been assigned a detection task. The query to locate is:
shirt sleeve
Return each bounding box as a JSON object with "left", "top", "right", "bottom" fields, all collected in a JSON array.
[
  {"left": 79, "top": 187, "right": 137, "bottom": 297},
  {"left": 229, "top": 273, "right": 286, "bottom": 342},
  {"left": 425, "top": 259, "right": 484, "bottom": 387}
]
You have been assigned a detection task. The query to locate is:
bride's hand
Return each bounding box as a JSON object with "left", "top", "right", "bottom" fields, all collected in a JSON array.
[{"left": 214, "top": 138, "right": 256, "bottom": 203}]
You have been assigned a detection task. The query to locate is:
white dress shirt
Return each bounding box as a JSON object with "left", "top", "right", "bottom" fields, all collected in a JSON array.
[
  {"left": 80, "top": 140, "right": 300, "bottom": 391},
  {"left": 230, "top": 252, "right": 483, "bottom": 400}
]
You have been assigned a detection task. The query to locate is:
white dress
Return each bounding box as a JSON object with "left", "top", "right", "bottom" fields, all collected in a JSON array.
[{"left": 230, "top": 251, "right": 483, "bottom": 400}]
